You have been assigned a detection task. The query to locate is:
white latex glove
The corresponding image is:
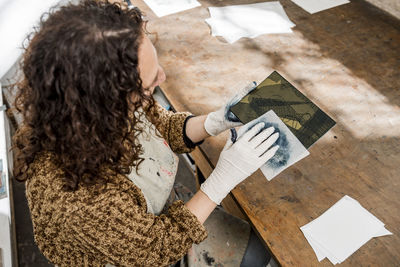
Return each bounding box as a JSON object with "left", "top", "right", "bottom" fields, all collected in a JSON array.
[
  {"left": 200, "top": 122, "right": 279, "bottom": 204},
  {"left": 204, "top": 82, "right": 257, "bottom": 136}
]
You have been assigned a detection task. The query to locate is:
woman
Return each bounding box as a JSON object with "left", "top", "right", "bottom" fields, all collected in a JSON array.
[{"left": 13, "top": 1, "right": 279, "bottom": 266}]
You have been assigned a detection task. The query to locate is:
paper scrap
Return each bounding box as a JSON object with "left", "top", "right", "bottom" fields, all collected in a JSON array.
[
  {"left": 143, "top": 0, "right": 201, "bottom": 17},
  {"left": 206, "top": 2, "right": 295, "bottom": 43},
  {"left": 291, "top": 0, "right": 350, "bottom": 14},
  {"left": 236, "top": 110, "right": 309, "bottom": 181},
  {"left": 301, "top": 195, "right": 392, "bottom": 264}
]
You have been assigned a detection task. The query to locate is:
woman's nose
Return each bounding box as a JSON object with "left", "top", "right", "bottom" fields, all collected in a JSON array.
[{"left": 158, "top": 66, "right": 166, "bottom": 85}]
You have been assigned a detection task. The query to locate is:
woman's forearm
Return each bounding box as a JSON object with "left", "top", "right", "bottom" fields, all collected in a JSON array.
[
  {"left": 185, "top": 115, "right": 210, "bottom": 143},
  {"left": 185, "top": 190, "right": 217, "bottom": 224},
  {"left": 184, "top": 116, "right": 216, "bottom": 223}
]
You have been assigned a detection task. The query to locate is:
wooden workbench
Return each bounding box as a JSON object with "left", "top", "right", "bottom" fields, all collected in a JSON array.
[{"left": 136, "top": 0, "right": 400, "bottom": 265}]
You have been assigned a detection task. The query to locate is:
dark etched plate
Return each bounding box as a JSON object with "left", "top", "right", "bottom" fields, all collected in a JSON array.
[{"left": 230, "top": 71, "right": 336, "bottom": 148}]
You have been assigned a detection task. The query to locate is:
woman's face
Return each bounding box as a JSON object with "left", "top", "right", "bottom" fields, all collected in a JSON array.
[{"left": 137, "top": 34, "right": 166, "bottom": 95}]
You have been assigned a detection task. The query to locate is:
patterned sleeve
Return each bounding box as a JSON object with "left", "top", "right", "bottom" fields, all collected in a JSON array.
[
  {"left": 151, "top": 103, "right": 195, "bottom": 154},
  {"left": 65, "top": 181, "right": 208, "bottom": 266}
]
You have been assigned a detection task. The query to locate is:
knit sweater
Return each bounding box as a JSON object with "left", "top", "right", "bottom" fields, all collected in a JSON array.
[{"left": 25, "top": 105, "right": 208, "bottom": 267}]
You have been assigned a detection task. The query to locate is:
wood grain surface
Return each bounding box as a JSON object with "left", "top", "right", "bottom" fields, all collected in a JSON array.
[{"left": 135, "top": 0, "right": 400, "bottom": 265}]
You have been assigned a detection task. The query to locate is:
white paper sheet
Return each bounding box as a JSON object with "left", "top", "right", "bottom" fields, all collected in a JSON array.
[
  {"left": 236, "top": 110, "right": 309, "bottom": 181},
  {"left": 303, "top": 232, "right": 331, "bottom": 261},
  {"left": 291, "top": 0, "right": 350, "bottom": 14},
  {"left": 209, "top": 2, "right": 295, "bottom": 29},
  {"left": 374, "top": 227, "right": 393, "bottom": 237},
  {"left": 301, "top": 195, "right": 393, "bottom": 264},
  {"left": 143, "top": 0, "right": 201, "bottom": 17},
  {"left": 306, "top": 234, "right": 341, "bottom": 263},
  {"left": 206, "top": 17, "right": 293, "bottom": 43},
  {"left": 206, "top": 2, "right": 295, "bottom": 43}
]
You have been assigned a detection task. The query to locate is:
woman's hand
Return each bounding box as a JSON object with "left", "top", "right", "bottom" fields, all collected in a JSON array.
[
  {"left": 200, "top": 122, "right": 279, "bottom": 204},
  {"left": 204, "top": 83, "right": 257, "bottom": 136}
]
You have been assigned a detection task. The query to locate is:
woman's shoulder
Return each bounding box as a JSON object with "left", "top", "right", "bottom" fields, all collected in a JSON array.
[{"left": 25, "top": 151, "right": 65, "bottom": 194}]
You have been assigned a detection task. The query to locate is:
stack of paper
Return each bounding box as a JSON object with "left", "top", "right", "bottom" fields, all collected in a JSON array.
[
  {"left": 301, "top": 195, "right": 392, "bottom": 264},
  {"left": 291, "top": 0, "right": 350, "bottom": 14},
  {"left": 205, "top": 2, "right": 295, "bottom": 44},
  {"left": 143, "top": 0, "right": 201, "bottom": 17}
]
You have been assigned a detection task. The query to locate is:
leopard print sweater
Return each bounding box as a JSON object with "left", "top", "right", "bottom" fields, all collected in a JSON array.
[{"left": 25, "top": 105, "right": 207, "bottom": 266}]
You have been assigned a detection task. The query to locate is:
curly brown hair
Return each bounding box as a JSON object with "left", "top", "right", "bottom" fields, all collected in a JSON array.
[{"left": 13, "top": 0, "right": 159, "bottom": 190}]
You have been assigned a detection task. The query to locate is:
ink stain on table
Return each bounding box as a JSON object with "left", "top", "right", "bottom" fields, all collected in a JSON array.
[{"left": 280, "top": 195, "right": 300, "bottom": 203}]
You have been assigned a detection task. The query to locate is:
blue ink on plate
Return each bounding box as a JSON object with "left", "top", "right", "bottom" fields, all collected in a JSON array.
[{"left": 225, "top": 105, "right": 240, "bottom": 122}]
